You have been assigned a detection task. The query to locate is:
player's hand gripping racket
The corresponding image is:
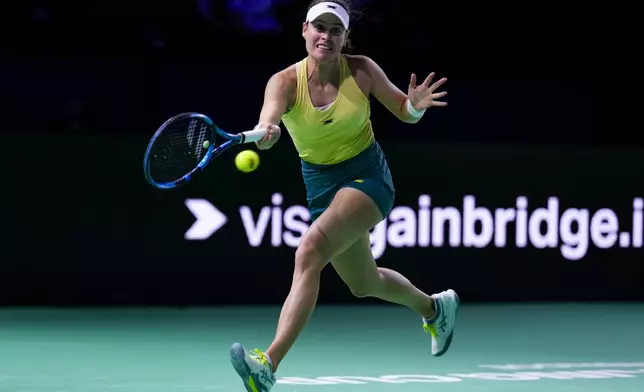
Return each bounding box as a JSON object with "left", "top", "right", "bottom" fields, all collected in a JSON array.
[{"left": 143, "top": 112, "right": 266, "bottom": 189}]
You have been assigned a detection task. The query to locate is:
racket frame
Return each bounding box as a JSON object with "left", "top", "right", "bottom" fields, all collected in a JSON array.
[{"left": 143, "top": 112, "right": 267, "bottom": 189}]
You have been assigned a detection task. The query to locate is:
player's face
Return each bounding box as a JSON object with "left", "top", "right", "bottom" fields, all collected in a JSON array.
[{"left": 303, "top": 14, "right": 347, "bottom": 62}]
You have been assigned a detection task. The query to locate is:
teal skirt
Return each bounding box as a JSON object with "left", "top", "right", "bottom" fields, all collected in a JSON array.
[{"left": 301, "top": 141, "right": 395, "bottom": 222}]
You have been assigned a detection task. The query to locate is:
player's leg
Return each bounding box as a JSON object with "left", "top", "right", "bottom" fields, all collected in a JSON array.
[
  {"left": 328, "top": 149, "right": 438, "bottom": 319},
  {"left": 331, "top": 233, "right": 460, "bottom": 356},
  {"left": 331, "top": 234, "right": 435, "bottom": 318},
  {"left": 229, "top": 187, "right": 383, "bottom": 391},
  {"left": 264, "top": 187, "right": 383, "bottom": 369}
]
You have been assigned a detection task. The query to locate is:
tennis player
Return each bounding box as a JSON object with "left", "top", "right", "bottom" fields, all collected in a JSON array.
[{"left": 230, "top": 1, "right": 459, "bottom": 390}]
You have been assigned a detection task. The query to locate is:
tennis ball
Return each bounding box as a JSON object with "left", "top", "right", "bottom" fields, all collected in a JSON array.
[
  {"left": 235, "top": 150, "right": 260, "bottom": 173},
  {"left": 203, "top": 140, "right": 210, "bottom": 149}
]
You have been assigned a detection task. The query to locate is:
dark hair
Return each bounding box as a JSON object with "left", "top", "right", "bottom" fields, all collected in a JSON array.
[{"left": 307, "top": 0, "right": 355, "bottom": 53}]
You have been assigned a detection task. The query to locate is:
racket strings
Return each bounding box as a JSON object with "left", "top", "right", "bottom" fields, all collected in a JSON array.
[{"left": 147, "top": 118, "right": 213, "bottom": 183}]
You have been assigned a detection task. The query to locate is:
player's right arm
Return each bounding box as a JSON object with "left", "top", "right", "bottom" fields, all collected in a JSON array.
[{"left": 255, "top": 67, "right": 296, "bottom": 150}]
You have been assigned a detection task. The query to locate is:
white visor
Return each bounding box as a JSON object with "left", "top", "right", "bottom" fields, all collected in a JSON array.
[{"left": 306, "top": 2, "right": 350, "bottom": 30}]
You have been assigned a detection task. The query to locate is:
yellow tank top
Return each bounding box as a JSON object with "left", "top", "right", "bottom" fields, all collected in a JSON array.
[{"left": 281, "top": 55, "right": 375, "bottom": 165}]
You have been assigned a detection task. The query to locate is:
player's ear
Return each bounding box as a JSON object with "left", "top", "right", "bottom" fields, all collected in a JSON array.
[
  {"left": 302, "top": 22, "right": 308, "bottom": 39},
  {"left": 343, "top": 29, "right": 351, "bottom": 49}
]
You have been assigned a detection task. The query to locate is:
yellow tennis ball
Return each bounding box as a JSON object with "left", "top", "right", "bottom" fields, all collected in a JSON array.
[
  {"left": 203, "top": 140, "right": 210, "bottom": 149},
  {"left": 235, "top": 150, "right": 260, "bottom": 173}
]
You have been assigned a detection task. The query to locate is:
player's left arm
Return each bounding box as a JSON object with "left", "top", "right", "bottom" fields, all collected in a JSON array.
[{"left": 360, "top": 56, "right": 448, "bottom": 124}]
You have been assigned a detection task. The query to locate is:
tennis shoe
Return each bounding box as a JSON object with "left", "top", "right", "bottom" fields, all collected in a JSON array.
[
  {"left": 423, "top": 289, "right": 460, "bottom": 356},
  {"left": 230, "top": 343, "right": 276, "bottom": 392}
]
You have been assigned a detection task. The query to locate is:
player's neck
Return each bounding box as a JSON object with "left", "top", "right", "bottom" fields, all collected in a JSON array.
[{"left": 307, "top": 56, "right": 340, "bottom": 86}]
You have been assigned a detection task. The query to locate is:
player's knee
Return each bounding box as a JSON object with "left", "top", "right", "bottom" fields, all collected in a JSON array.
[
  {"left": 294, "top": 228, "right": 328, "bottom": 274},
  {"left": 347, "top": 280, "right": 380, "bottom": 298},
  {"left": 348, "top": 286, "right": 371, "bottom": 298},
  {"left": 347, "top": 270, "right": 384, "bottom": 298}
]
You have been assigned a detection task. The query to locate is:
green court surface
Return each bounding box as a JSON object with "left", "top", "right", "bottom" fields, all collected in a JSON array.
[{"left": 1, "top": 303, "right": 643, "bottom": 391}]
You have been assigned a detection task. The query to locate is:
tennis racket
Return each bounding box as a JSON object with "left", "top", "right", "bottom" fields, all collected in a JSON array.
[{"left": 143, "top": 112, "right": 266, "bottom": 189}]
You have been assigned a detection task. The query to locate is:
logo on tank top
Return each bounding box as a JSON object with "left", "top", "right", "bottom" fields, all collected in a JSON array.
[{"left": 323, "top": 118, "right": 334, "bottom": 125}]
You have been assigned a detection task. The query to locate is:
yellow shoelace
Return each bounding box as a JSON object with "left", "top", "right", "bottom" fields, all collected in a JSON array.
[
  {"left": 250, "top": 349, "right": 271, "bottom": 368},
  {"left": 424, "top": 322, "right": 438, "bottom": 338}
]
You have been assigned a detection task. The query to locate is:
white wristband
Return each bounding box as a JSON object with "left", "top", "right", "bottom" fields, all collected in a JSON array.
[{"left": 406, "top": 99, "right": 426, "bottom": 118}]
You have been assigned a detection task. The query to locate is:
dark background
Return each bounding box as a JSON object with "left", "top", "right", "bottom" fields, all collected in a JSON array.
[{"left": 2, "top": 1, "right": 636, "bottom": 307}]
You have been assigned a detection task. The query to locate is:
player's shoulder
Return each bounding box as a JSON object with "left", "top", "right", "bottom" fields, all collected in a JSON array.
[
  {"left": 269, "top": 63, "right": 298, "bottom": 91},
  {"left": 344, "top": 54, "right": 381, "bottom": 79},
  {"left": 344, "top": 54, "right": 377, "bottom": 70},
  {"left": 265, "top": 64, "right": 298, "bottom": 108},
  {"left": 344, "top": 55, "right": 384, "bottom": 88}
]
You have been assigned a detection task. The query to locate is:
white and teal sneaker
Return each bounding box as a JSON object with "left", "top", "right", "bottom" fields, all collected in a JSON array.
[
  {"left": 230, "top": 343, "right": 276, "bottom": 392},
  {"left": 423, "top": 289, "right": 460, "bottom": 356}
]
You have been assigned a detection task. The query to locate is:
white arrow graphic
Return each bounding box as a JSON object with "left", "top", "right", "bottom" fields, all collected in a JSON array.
[{"left": 184, "top": 199, "right": 228, "bottom": 240}]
